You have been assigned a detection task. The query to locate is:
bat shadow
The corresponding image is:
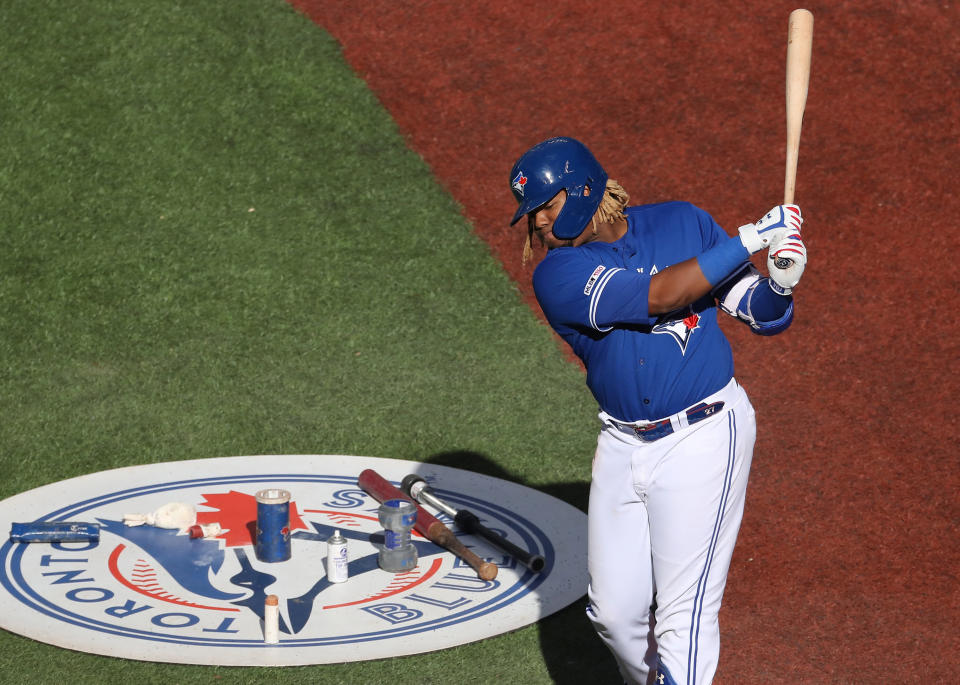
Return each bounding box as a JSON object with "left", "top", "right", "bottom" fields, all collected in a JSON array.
[{"left": 421, "top": 450, "right": 621, "bottom": 685}]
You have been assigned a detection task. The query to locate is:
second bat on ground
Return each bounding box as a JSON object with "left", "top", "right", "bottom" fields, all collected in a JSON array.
[{"left": 401, "top": 474, "right": 545, "bottom": 573}]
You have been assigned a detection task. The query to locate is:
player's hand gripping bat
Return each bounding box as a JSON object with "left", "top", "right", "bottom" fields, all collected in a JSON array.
[
  {"left": 776, "top": 8, "right": 813, "bottom": 269},
  {"left": 401, "top": 474, "right": 546, "bottom": 573},
  {"left": 358, "top": 469, "right": 498, "bottom": 581}
]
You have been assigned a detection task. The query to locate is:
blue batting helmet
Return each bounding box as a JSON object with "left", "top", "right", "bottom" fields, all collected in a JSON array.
[{"left": 509, "top": 136, "right": 608, "bottom": 240}]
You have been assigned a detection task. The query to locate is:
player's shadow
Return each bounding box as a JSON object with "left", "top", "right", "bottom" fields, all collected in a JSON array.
[{"left": 421, "top": 450, "right": 620, "bottom": 685}]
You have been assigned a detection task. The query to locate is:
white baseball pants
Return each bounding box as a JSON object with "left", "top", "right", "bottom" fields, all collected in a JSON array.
[{"left": 586, "top": 378, "right": 756, "bottom": 685}]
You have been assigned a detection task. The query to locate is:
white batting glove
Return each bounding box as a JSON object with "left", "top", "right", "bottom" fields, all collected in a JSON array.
[
  {"left": 738, "top": 205, "right": 803, "bottom": 254},
  {"left": 767, "top": 233, "right": 807, "bottom": 295}
]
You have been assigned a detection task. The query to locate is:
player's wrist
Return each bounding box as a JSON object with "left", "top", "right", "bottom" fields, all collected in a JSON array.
[
  {"left": 738, "top": 205, "right": 803, "bottom": 254},
  {"left": 767, "top": 279, "right": 793, "bottom": 296},
  {"left": 737, "top": 224, "right": 766, "bottom": 254},
  {"left": 698, "top": 235, "right": 751, "bottom": 286}
]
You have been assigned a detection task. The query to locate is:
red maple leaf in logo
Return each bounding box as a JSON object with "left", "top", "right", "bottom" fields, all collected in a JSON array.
[
  {"left": 683, "top": 313, "right": 700, "bottom": 329},
  {"left": 195, "top": 490, "right": 309, "bottom": 547}
]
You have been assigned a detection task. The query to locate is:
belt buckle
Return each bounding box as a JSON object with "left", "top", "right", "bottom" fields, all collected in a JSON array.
[
  {"left": 633, "top": 419, "right": 670, "bottom": 442},
  {"left": 632, "top": 420, "right": 659, "bottom": 435}
]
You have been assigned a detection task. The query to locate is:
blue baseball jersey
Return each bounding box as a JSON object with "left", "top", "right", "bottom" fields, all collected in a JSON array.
[{"left": 532, "top": 201, "right": 743, "bottom": 422}]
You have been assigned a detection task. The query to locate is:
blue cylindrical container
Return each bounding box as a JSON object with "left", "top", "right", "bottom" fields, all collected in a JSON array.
[{"left": 255, "top": 489, "right": 292, "bottom": 563}]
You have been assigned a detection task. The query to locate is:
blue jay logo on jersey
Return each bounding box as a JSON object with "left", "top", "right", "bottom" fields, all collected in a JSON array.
[
  {"left": 652, "top": 308, "right": 700, "bottom": 354},
  {"left": 512, "top": 172, "right": 527, "bottom": 197}
]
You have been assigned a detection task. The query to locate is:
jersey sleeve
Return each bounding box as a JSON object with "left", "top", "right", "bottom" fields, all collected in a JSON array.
[
  {"left": 692, "top": 203, "right": 734, "bottom": 251},
  {"left": 532, "top": 250, "right": 655, "bottom": 332}
]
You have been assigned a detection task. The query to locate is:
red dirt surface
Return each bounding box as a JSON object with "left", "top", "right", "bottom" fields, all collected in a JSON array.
[{"left": 292, "top": 2, "right": 958, "bottom": 682}]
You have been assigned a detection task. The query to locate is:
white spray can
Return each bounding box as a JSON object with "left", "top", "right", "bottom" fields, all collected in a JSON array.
[{"left": 326, "top": 530, "right": 349, "bottom": 583}]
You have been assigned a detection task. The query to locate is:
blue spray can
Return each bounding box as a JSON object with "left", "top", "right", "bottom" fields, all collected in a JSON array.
[{"left": 255, "top": 489, "right": 292, "bottom": 562}]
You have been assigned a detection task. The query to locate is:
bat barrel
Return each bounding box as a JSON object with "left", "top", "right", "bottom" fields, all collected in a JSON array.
[{"left": 784, "top": 8, "right": 813, "bottom": 204}]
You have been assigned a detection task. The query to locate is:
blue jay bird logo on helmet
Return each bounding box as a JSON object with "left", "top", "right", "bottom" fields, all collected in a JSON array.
[{"left": 512, "top": 171, "right": 527, "bottom": 197}]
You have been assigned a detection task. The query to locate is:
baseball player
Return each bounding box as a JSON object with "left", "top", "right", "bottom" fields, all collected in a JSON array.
[{"left": 507, "top": 137, "right": 806, "bottom": 685}]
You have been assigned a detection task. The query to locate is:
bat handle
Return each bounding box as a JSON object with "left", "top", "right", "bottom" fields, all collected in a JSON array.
[
  {"left": 470, "top": 556, "right": 499, "bottom": 581},
  {"left": 455, "top": 510, "right": 546, "bottom": 573},
  {"left": 431, "top": 523, "right": 498, "bottom": 580}
]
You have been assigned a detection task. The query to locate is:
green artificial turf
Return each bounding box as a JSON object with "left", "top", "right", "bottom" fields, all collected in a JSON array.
[{"left": 0, "top": 1, "right": 618, "bottom": 683}]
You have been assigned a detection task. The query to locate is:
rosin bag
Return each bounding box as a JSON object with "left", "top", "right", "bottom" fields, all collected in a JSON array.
[
  {"left": 9, "top": 521, "right": 100, "bottom": 543},
  {"left": 123, "top": 502, "right": 196, "bottom": 531}
]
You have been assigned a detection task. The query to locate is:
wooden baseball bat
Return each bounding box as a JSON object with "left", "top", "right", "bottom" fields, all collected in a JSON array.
[
  {"left": 784, "top": 9, "right": 814, "bottom": 205},
  {"left": 358, "top": 469, "right": 498, "bottom": 581}
]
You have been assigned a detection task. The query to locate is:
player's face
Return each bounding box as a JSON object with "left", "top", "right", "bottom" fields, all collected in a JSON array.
[
  {"left": 530, "top": 190, "right": 571, "bottom": 249},
  {"left": 529, "top": 188, "right": 598, "bottom": 249}
]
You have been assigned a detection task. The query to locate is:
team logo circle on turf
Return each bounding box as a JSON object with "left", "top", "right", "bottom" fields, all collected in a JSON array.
[{"left": 0, "top": 455, "right": 587, "bottom": 666}]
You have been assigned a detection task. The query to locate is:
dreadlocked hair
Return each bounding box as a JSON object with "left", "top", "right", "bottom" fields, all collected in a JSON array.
[
  {"left": 592, "top": 179, "right": 629, "bottom": 231},
  {"left": 522, "top": 179, "right": 630, "bottom": 265}
]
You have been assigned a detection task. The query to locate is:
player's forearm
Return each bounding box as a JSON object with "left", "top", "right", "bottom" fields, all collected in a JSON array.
[
  {"left": 649, "top": 235, "right": 750, "bottom": 314},
  {"left": 648, "top": 257, "right": 714, "bottom": 314}
]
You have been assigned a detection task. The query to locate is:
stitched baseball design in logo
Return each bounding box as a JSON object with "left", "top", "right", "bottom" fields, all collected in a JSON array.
[{"left": 0, "top": 455, "right": 586, "bottom": 666}]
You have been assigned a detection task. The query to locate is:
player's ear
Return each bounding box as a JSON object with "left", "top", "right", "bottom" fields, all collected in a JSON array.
[{"left": 584, "top": 185, "right": 591, "bottom": 197}]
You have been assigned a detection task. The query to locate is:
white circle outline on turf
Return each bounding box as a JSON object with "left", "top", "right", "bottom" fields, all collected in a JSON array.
[{"left": 1, "top": 472, "right": 554, "bottom": 647}]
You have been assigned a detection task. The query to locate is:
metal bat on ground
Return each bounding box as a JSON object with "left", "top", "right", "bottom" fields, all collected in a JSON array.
[
  {"left": 357, "top": 469, "right": 498, "bottom": 581},
  {"left": 401, "top": 474, "right": 545, "bottom": 573}
]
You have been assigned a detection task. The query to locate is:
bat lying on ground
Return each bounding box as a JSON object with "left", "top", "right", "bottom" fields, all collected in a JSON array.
[
  {"left": 401, "top": 474, "right": 545, "bottom": 573},
  {"left": 357, "top": 469, "right": 498, "bottom": 581}
]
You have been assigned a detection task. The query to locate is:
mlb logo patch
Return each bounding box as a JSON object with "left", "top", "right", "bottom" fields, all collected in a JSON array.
[
  {"left": 512, "top": 171, "right": 527, "bottom": 196},
  {"left": 584, "top": 265, "right": 606, "bottom": 295}
]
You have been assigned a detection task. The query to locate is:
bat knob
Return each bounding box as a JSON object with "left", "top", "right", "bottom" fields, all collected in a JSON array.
[
  {"left": 774, "top": 257, "right": 794, "bottom": 269},
  {"left": 478, "top": 562, "right": 499, "bottom": 581},
  {"left": 400, "top": 474, "right": 426, "bottom": 497}
]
